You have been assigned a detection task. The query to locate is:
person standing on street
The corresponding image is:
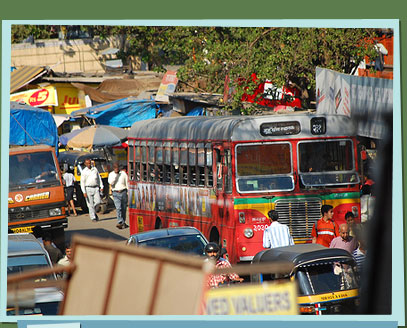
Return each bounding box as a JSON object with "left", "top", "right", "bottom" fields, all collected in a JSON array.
[
  {"left": 63, "top": 169, "right": 77, "bottom": 216},
  {"left": 263, "top": 210, "right": 294, "bottom": 249},
  {"left": 205, "top": 242, "right": 243, "bottom": 288},
  {"left": 311, "top": 204, "right": 339, "bottom": 247},
  {"left": 43, "top": 233, "right": 63, "bottom": 266},
  {"left": 80, "top": 159, "right": 103, "bottom": 222},
  {"left": 329, "top": 223, "right": 358, "bottom": 254},
  {"left": 108, "top": 162, "right": 129, "bottom": 229}
]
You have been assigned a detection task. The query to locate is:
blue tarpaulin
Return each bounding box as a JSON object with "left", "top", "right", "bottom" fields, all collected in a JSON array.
[
  {"left": 9, "top": 102, "right": 59, "bottom": 149},
  {"left": 71, "top": 97, "right": 158, "bottom": 128},
  {"left": 186, "top": 107, "right": 204, "bottom": 116}
]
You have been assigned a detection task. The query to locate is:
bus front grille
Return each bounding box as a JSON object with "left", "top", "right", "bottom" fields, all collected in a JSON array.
[
  {"left": 9, "top": 209, "right": 51, "bottom": 221},
  {"left": 274, "top": 197, "right": 322, "bottom": 242}
]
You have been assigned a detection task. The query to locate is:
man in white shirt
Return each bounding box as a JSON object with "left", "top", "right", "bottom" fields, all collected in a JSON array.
[
  {"left": 80, "top": 159, "right": 104, "bottom": 222},
  {"left": 108, "top": 162, "right": 129, "bottom": 229},
  {"left": 263, "top": 210, "right": 294, "bottom": 249}
]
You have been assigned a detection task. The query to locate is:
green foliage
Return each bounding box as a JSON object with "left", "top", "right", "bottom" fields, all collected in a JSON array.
[
  {"left": 11, "top": 25, "right": 57, "bottom": 43},
  {"left": 11, "top": 25, "right": 379, "bottom": 111}
]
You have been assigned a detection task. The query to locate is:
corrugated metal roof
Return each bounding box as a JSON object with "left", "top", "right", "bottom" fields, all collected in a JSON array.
[{"left": 10, "top": 66, "right": 47, "bottom": 94}]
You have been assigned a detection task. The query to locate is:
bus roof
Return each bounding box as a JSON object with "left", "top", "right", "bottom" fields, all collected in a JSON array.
[{"left": 128, "top": 113, "right": 357, "bottom": 142}]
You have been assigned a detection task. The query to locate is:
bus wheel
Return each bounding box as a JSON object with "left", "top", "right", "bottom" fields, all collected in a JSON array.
[
  {"left": 209, "top": 227, "right": 220, "bottom": 245},
  {"left": 155, "top": 218, "right": 162, "bottom": 229}
]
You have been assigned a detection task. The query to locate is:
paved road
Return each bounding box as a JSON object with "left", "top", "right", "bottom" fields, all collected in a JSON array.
[{"left": 64, "top": 205, "right": 130, "bottom": 245}]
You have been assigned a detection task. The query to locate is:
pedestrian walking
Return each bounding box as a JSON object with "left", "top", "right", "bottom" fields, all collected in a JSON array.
[
  {"left": 311, "top": 204, "right": 339, "bottom": 247},
  {"left": 352, "top": 238, "right": 367, "bottom": 277},
  {"left": 43, "top": 233, "right": 63, "bottom": 265},
  {"left": 205, "top": 242, "right": 243, "bottom": 288},
  {"left": 80, "top": 159, "right": 103, "bottom": 222},
  {"left": 57, "top": 242, "right": 73, "bottom": 279},
  {"left": 329, "top": 223, "right": 358, "bottom": 254},
  {"left": 58, "top": 242, "right": 73, "bottom": 267},
  {"left": 263, "top": 210, "right": 294, "bottom": 249},
  {"left": 108, "top": 162, "right": 129, "bottom": 229},
  {"left": 63, "top": 169, "right": 77, "bottom": 216}
]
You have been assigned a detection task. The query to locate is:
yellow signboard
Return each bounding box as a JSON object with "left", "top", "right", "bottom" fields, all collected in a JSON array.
[
  {"left": 10, "top": 85, "right": 58, "bottom": 107},
  {"left": 204, "top": 281, "right": 298, "bottom": 315}
]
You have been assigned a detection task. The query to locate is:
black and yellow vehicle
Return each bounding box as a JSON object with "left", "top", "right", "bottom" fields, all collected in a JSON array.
[
  {"left": 251, "top": 244, "right": 360, "bottom": 315},
  {"left": 58, "top": 151, "right": 111, "bottom": 213}
]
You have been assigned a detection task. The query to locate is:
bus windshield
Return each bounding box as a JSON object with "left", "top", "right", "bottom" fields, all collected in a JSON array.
[
  {"left": 298, "top": 140, "right": 360, "bottom": 187},
  {"left": 9, "top": 151, "right": 61, "bottom": 191},
  {"left": 236, "top": 143, "right": 294, "bottom": 192}
]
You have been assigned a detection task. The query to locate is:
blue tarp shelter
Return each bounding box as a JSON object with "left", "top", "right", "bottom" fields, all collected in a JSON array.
[
  {"left": 9, "top": 101, "right": 59, "bottom": 149},
  {"left": 186, "top": 107, "right": 204, "bottom": 116},
  {"left": 71, "top": 97, "right": 158, "bottom": 128}
]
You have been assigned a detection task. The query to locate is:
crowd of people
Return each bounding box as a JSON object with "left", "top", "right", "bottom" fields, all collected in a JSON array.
[{"left": 39, "top": 159, "right": 369, "bottom": 287}]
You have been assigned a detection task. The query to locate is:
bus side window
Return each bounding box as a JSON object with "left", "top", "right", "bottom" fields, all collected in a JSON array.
[
  {"left": 197, "top": 147, "right": 205, "bottom": 187},
  {"left": 225, "top": 149, "right": 232, "bottom": 193},
  {"left": 172, "top": 146, "right": 180, "bottom": 184},
  {"left": 215, "top": 149, "right": 223, "bottom": 190},
  {"left": 164, "top": 145, "right": 171, "bottom": 184},
  {"left": 206, "top": 148, "right": 213, "bottom": 187},
  {"left": 135, "top": 146, "right": 140, "bottom": 181},
  {"left": 189, "top": 147, "right": 197, "bottom": 187},
  {"left": 180, "top": 146, "right": 188, "bottom": 186},
  {"left": 128, "top": 143, "right": 135, "bottom": 180},
  {"left": 156, "top": 146, "right": 163, "bottom": 183},
  {"left": 148, "top": 145, "right": 155, "bottom": 182},
  {"left": 141, "top": 146, "right": 147, "bottom": 182}
]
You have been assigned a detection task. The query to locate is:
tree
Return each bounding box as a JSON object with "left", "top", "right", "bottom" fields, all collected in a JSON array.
[
  {"left": 173, "top": 27, "right": 379, "bottom": 111},
  {"left": 11, "top": 25, "right": 380, "bottom": 112}
]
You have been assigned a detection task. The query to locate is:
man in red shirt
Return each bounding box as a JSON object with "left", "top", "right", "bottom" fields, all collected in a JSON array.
[{"left": 311, "top": 205, "right": 339, "bottom": 247}]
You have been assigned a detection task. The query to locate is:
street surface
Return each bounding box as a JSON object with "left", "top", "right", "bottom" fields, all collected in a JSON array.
[{"left": 64, "top": 205, "right": 130, "bottom": 245}]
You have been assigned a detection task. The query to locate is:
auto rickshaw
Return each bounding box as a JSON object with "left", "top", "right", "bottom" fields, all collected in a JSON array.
[
  {"left": 251, "top": 244, "right": 360, "bottom": 315},
  {"left": 58, "top": 151, "right": 111, "bottom": 213}
]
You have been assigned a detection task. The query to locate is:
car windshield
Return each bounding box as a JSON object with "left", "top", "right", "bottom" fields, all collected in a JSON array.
[
  {"left": 138, "top": 234, "right": 207, "bottom": 256},
  {"left": 9, "top": 151, "right": 60, "bottom": 190},
  {"left": 295, "top": 259, "right": 358, "bottom": 296},
  {"left": 236, "top": 143, "right": 294, "bottom": 192},
  {"left": 298, "top": 140, "right": 359, "bottom": 187},
  {"left": 7, "top": 255, "right": 55, "bottom": 281}
]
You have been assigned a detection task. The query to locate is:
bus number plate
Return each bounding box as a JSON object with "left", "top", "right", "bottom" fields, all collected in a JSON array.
[
  {"left": 253, "top": 225, "right": 269, "bottom": 232},
  {"left": 11, "top": 226, "right": 34, "bottom": 233}
]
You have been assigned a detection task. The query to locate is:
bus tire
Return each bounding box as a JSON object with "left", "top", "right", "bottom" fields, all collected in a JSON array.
[
  {"left": 155, "top": 218, "right": 162, "bottom": 229},
  {"left": 209, "top": 227, "right": 220, "bottom": 245}
]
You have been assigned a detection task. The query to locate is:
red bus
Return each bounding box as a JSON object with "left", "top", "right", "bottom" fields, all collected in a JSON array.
[{"left": 127, "top": 114, "right": 361, "bottom": 264}]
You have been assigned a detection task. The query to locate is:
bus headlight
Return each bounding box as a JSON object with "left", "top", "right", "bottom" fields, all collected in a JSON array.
[
  {"left": 352, "top": 206, "right": 359, "bottom": 218},
  {"left": 49, "top": 208, "right": 62, "bottom": 216},
  {"left": 243, "top": 228, "right": 254, "bottom": 238}
]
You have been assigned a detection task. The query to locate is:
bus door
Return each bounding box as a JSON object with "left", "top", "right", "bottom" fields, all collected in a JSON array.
[{"left": 213, "top": 146, "right": 233, "bottom": 249}]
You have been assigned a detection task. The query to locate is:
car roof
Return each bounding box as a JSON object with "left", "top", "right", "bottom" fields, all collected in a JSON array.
[
  {"left": 130, "top": 227, "right": 205, "bottom": 243},
  {"left": 8, "top": 233, "right": 47, "bottom": 257},
  {"left": 252, "top": 244, "right": 353, "bottom": 267}
]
